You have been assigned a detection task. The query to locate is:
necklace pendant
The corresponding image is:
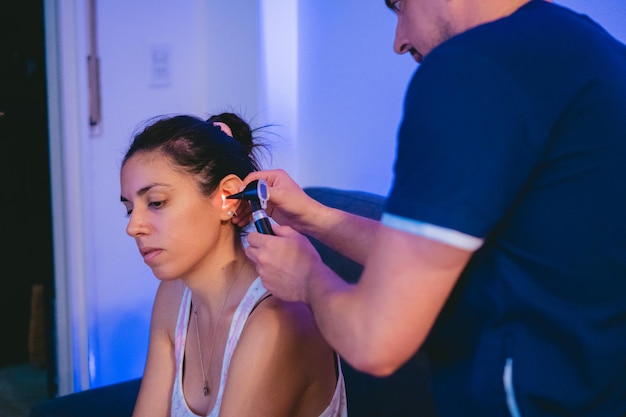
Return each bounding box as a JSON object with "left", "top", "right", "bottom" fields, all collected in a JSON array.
[{"left": 203, "top": 384, "right": 209, "bottom": 396}]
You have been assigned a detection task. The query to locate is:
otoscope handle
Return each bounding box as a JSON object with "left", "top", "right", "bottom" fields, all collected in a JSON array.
[
  {"left": 226, "top": 179, "right": 274, "bottom": 235},
  {"left": 252, "top": 210, "right": 275, "bottom": 235}
]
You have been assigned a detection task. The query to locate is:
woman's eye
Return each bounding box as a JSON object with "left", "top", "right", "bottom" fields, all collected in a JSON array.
[{"left": 149, "top": 201, "right": 164, "bottom": 209}]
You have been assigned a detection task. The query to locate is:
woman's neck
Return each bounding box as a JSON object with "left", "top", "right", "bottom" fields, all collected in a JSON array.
[{"left": 187, "top": 253, "right": 256, "bottom": 318}]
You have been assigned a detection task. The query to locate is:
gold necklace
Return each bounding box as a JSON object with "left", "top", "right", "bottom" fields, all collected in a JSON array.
[{"left": 193, "top": 259, "right": 246, "bottom": 396}]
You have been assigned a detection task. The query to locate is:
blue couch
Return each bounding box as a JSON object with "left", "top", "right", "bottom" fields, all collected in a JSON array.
[{"left": 31, "top": 187, "right": 437, "bottom": 417}]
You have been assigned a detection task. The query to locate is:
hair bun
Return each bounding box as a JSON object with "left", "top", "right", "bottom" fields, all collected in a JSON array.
[{"left": 207, "top": 112, "right": 254, "bottom": 154}]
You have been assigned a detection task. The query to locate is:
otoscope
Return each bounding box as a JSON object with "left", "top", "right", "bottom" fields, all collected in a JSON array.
[{"left": 227, "top": 179, "right": 275, "bottom": 235}]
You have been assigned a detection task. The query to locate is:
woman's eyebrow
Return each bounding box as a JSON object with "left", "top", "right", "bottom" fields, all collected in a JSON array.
[{"left": 120, "top": 183, "right": 168, "bottom": 202}]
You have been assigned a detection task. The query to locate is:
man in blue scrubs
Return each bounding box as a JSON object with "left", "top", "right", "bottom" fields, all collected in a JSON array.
[{"left": 242, "top": 0, "right": 626, "bottom": 415}]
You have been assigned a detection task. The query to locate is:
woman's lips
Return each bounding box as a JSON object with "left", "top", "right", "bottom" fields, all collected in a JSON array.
[{"left": 140, "top": 247, "right": 163, "bottom": 263}]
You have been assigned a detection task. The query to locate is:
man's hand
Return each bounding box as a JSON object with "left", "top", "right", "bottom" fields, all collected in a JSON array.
[
  {"left": 232, "top": 169, "right": 322, "bottom": 234},
  {"left": 245, "top": 224, "right": 324, "bottom": 303}
]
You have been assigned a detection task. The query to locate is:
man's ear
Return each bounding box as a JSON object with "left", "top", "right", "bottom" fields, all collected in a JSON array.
[{"left": 218, "top": 174, "right": 243, "bottom": 220}]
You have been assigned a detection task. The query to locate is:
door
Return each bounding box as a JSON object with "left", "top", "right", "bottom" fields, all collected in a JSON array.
[{"left": 0, "top": 0, "right": 57, "bottom": 398}]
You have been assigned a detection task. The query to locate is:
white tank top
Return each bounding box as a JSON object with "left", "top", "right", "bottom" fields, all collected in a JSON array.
[{"left": 171, "top": 276, "right": 348, "bottom": 417}]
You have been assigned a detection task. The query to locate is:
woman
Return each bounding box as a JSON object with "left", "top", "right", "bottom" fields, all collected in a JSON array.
[{"left": 120, "top": 113, "right": 347, "bottom": 416}]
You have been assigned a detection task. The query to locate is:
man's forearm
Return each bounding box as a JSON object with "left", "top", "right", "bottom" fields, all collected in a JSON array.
[
  {"left": 302, "top": 205, "right": 380, "bottom": 265},
  {"left": 304, "top": 262, "right": 373, "bottom": 367}
]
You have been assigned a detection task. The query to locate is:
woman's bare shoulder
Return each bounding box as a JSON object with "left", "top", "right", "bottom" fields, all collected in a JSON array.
[
  {"left": 242, "top": 295, "right": 332, "bottom": 361},
  {"left": 151, "top": 280, "right": 186, "bottom": 337},
  {"left": 221, "top": 295, "right": 336, "bottom": 416},
  {"left": 249, "top": 296, "right": 317, "bottom": 337}
]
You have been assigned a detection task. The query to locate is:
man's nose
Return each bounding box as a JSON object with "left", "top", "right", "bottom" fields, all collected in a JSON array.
[{"left": 393, "top": 23, "right": 411, "bottom": 55}]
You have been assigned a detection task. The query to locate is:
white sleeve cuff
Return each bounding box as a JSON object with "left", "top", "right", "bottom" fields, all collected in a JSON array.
[{"left": 381, "top": 212, "right": 483, "bottom": 251}]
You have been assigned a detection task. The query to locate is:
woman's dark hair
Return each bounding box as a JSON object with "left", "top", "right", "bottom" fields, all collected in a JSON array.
[{"left": 123, "top": 112, "right": 264, "bottom": 196}]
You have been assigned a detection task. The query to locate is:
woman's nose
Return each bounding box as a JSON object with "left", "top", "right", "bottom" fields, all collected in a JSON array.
[{"left": 126, "top": 211, "right": 148, "bottom": 237}]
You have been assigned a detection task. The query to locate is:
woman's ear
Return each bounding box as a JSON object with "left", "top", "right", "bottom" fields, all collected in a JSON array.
[{"left": 218, "top": 174, "right": 243, "bottom": 220}]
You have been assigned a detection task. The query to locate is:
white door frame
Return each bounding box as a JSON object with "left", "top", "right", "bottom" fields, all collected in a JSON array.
[{"left": 44, "top": 0, "right": 91, "bottom": 395}]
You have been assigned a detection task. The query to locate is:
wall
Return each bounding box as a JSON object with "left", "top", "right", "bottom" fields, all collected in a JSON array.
[
  {"left": 560, "top": 0, "right": 626, "bottom": 38},
  {"left": 47, "top": 0, "right": 626, "bottom": 392},
  {"left": 295, "top": 2, "right": 415, "bottom": 194}
]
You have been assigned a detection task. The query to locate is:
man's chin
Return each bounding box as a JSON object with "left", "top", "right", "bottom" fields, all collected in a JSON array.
[{"left": 410, "top": 48, "right": 424, "bottom": 63}]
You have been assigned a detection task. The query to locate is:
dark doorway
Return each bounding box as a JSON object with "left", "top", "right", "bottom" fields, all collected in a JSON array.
[{"left": 0, "top": 0, "right": 57, "bottom": 402}]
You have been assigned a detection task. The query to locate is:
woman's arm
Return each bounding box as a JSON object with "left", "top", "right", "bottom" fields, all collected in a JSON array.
[
  {"left": 218, "top": 297, "right": 338, "bottom": 417},
  {"left": 132, "top": 281, "right": 181, "bottom": 417}
]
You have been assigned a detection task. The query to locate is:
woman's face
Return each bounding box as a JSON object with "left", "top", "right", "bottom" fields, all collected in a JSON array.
[{"left": 120, "top": 152, "right": 227, "bottom": 281}]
